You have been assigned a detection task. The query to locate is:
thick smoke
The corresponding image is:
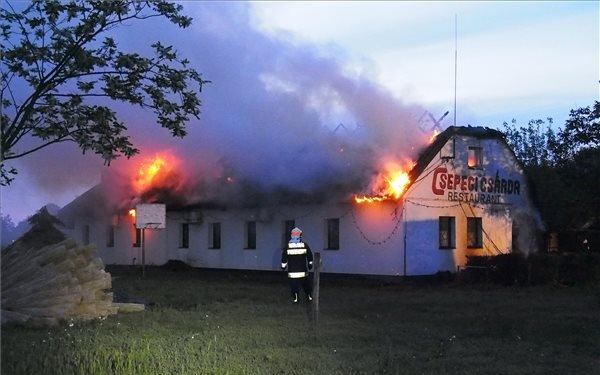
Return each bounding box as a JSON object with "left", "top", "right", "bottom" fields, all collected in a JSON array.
[{"left": 7, "top": 2, "right": 433, "bottom": 213}]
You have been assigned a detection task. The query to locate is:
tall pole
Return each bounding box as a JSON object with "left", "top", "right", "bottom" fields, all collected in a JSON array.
[
  {"left": 141, "top": 228, "right": 146, "bottom": 278},
  {"left": 454, "top": 14, "right": 458, "bottom": 127}
]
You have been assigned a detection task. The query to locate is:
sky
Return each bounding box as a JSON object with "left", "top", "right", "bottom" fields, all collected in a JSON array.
[{"left": 1, "top": 1, "right": 598, "bottom": 225}]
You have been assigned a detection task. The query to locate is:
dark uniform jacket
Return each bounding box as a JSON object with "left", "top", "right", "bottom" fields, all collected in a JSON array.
[{"left": 281, "top": 242, "right": 313, "bottom": 278}]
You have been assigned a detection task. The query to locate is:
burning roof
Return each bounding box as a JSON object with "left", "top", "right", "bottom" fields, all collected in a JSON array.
[
  {"left": 101, "top": 127, "right": 452, "bottom": 212},
  {"left": 59, "top": 126, "right": 515, "bottom": 218}
]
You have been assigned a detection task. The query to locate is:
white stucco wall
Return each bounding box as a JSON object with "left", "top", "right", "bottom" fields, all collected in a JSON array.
[
  {"left": 167, "top": 202, "right": 406, "bottom": 276},
  {"left": 401, "top": 134, "right": 535, "bottom": 275},
  {"left": 62, "top": 130, "right": 540, "bottom": 276}
]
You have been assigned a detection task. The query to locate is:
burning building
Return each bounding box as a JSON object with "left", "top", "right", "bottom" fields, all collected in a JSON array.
[{"left": 58, "top": 126, "right": 542, "bottom": 276}]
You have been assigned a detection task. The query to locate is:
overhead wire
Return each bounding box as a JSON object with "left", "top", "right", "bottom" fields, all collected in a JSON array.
[
  {"left": 464, "top": 202, "right": 505, "bottom": 255},
  {"left": 349, "top": 204, "right": 404, "bottom": 246},
  {"left": 458, "top": 202, "right": 503, "bottom": 255}
]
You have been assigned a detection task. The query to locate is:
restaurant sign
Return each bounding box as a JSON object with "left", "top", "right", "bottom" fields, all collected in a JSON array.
[{"left": 431, "top": 166, "right": 520, "bottom": 204}]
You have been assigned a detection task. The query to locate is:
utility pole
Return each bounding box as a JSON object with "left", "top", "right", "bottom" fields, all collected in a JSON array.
[{"left": 454, "top": 14, "right": 458, "bottom": 127}]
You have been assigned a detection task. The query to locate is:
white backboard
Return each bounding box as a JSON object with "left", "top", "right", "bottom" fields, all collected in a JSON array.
[{"left": 135, "top": 204, "right": 166, "bottom": 229}]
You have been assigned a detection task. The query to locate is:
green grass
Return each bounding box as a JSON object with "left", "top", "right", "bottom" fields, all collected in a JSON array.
[{"left": 2, "top": 266, "right": 600, "bottom": 375}]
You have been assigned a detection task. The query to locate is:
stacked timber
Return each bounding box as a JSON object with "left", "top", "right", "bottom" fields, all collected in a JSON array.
[{"left": 1, "top": 238, "right": 119, "bottom": 326}]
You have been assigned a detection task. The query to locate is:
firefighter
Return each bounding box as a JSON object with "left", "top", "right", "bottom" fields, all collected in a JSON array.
[{"left": 281, "top": 227, "right": 313, "bottom": 303}]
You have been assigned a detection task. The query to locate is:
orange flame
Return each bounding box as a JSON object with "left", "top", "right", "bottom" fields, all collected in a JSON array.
[
  {"left": 354, "top": 195, "right": 387, "bottom": 204},
  {"left": 429, "top": 129, "right": 440, "bottom": 143},
  {"left": 386, "top": 170, "right": 411, "bottom": 199},
  {"left": 135, "top": 156, "right": 165, "bottom": 190},
  {"left": 129, "top": 209, "right": 136, "bottom": 217},
  {"left": 354, "top": 160, "right": 415, "bottom": 203},
  {"left": 131, "top": 153, "right": 181, "bottom": 194}
]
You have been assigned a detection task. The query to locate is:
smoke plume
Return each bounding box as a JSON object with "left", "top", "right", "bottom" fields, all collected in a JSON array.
[{"left": 8, "top": 2, "right": 433, "bottom": 213}]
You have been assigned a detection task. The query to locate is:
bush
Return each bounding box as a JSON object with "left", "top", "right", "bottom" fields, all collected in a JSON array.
[
  {"left": 466, "top": 253, "right": 600, "bottom": 286},
  {"left": 528, "top": 253, "right": 559, "bottom": 285},
  {"left": 465, "top": 254, "right": 527, "bottom": 286}
]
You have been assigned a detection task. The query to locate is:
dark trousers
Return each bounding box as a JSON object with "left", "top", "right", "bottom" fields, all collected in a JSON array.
[{"left": 289, "top": 275, "right": 312, "bottom": 297}]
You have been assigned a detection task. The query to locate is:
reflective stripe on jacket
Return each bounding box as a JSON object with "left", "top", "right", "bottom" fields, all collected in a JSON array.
[
  {"left": 288, "top": 271, "right": 307, "bottom": 278},
  {"left": 281, "top": 241, "right": 313, "bottom": 278}
]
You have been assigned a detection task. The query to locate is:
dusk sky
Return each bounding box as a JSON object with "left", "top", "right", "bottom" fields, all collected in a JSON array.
[{"left": 1, "top": 1, "right": 598, "bottom": 224}]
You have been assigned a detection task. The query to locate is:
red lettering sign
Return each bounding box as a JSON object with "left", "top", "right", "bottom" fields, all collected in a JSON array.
[
  {"left": 432, "top": 166, "right": 447, "bottom": 195},
  {"left": 431, "top": 166, "right": 521, "bottom": 198}
]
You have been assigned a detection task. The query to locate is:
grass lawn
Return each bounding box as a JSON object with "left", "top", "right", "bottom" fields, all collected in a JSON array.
[{"left": 2, "top": 265, "right": 599, "bottom": 375}]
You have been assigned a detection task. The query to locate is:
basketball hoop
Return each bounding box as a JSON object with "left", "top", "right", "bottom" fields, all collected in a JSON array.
[
  {"left": 133, "top": 204, "right": 166, "bottom": 278},
  {"left": 142, "top": 223, "right": 162, "bottom": 230},
  {"left": 135, "top": 204, "right": 166, "bottom": 229}
]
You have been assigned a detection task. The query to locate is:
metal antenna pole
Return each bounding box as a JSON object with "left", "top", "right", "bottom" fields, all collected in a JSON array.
[{"left": 454, "top": 14, "right": 457, "bottom": 127}]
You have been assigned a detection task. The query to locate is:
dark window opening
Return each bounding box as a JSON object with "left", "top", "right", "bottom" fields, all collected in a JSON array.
[
  {"left": 133, "top": 227, "right": 141, "bottom": 247},
  {"left": 106, "top": 225, "right": 115, "bottom": 247},
  {"left": 209, "top": 222, "right": 221, "bottom": 249},
  {"left": 245, "top": 221, "right": 257, "bottom": 249},
  {"left": 326, "top": 218, "right": 340, "bottom": 250},
  {"left": 467, "top": 217, "right": 483, "bottom": 248},
  {"left": 180, "top": 223, "right": 189, "bottom": 248},
  {"left": 439, "top": 216, "right": 456, "bottom": 249}
]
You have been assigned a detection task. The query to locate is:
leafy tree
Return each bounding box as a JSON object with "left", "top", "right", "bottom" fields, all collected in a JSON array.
[
  {"left": 502, "top": 118, "right": 556, "bottom": 167},
  {"left": 1, "top": 0, "right": 209, "bottom": 185},
  {"left": 502, "top": 118, "right": 563, "bottom": 229},
  {"left": 559, "top": 147, "right": 600, "bottom": 225},
  {"left": 1, "top": 214, "right": 17, "bottom": 248},
  {"left": 501, "top": 101, "right": 600, "bottom": 232},
  {"left": 554, "top": 101, "right": 600, "bottom": 163}
]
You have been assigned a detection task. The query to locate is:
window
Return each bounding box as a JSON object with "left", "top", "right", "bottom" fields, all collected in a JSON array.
[
  {"left": 82, "top": 225, "right": 90, "bottom": 245},
  {"left": 245, "top": 221, "right": 257, "bottom": 249},
  {"left": 133, "top": 228, "right": 141, "bottom": 247},
  {"left": 326, "top": 218, "right": 340, "bottom": 250},
  {"left": 282, "top": 219, "right": 295, "bottom": 247},
  {"left": 467, "top": 217, "right": 483, "bottom": 248},
  {"left": 106, "top": 225, "right": 115, "bottom": 247},
  {"left": 439, "top": 216, "right": 456, "bottom": 249},
  {"left": 209, "top": 222, "right": 221, "bottom": 249},
  {"left": 180, "top": 223, "right": 189, "bottom": 248},
  {"left": 468, "top": 147, "right": 483, "bottom": 169}
]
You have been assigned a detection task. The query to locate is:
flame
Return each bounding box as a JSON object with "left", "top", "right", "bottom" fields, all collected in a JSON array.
[
  {"left": 354, "top": 160, "right": 415, "bottom": 204},
  {"left": 135, "top": 156, "right": 165, "bottom": 191},
  {"left": 429, "top": 129, "right": 440, "bottom": 143},
  {"left": 131, "top": 153, "right": 180, "bottom": 194},
  {"left": 386, "top": 170, "right": 411, "bottom": 199},
  {"left": 354, "top": 195, "right": 387, "bottom": 203},
  {"left": 129, "top": 209, "right": 136, "bottom": 217}
]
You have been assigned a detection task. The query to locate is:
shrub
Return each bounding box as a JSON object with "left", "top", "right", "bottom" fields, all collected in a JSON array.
[
  {"left": 466, "top": 253, "right": 600, "bottom": 286},
  {"left": 465, "top": 254, "right": 527, "bottom": 286}
]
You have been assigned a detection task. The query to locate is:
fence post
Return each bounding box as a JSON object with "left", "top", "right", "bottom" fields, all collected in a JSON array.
[{"left": 312, "top": 252, "right": 321, "bottom": 325}]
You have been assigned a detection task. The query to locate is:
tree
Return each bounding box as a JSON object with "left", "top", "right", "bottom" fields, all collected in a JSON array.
[
  {"left": 501, "top": 101, "right": 600, "bottom": 231},
  {"left": 502, "top": 118, "right": 556, "bottom": 167},
  {"left": 0, "top": 0, "right": 209, "bottom": 185},
  {"left": 1, "top": 214, "right": 17, "bottom": 248},
  {"left": 562, "top": 147, "right": 600, "bottom": 223},
  {"left": 554, "top": 101, "right": 600, "bottom": 163}
]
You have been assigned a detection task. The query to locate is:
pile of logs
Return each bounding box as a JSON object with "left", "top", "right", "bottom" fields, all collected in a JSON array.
[{"left": 1, "top": 238, "right": 121, "bottom": 326}]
